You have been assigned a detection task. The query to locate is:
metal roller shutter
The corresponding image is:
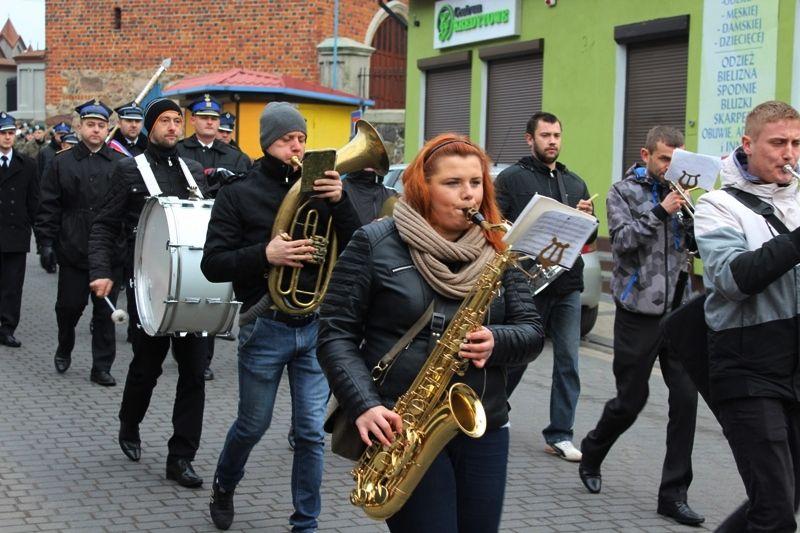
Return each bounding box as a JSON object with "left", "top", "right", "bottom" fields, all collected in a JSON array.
[
  {"left": 622, "top": 37, "right": 688, "bottom": 170},
  {"left": 424, "top": 65, "right": 471, "bottom": 140},
  {"left": 486, "top": 55, "right": 543, "bottom": 164}
]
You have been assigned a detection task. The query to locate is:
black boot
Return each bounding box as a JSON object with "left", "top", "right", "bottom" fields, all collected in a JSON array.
[
  {"left": 166, "top": 458, "right": 203, "bottom": 488},
  {"left": 118, "top": 422, "right": 141, "bottom": 462}
]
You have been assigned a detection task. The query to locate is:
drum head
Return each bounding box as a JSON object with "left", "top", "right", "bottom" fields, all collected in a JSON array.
[{"left": 134, "top": 197, "right": 175, "bottom": 336}]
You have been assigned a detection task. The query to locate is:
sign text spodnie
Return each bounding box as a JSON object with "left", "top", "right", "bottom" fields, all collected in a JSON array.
[{"left": 697, "top": 0, "right": 778, "bottom": 156}]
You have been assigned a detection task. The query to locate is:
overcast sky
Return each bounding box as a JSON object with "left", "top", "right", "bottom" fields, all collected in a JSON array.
[{"left": 3, "top": 0, "right": 46, "bottom": 49}]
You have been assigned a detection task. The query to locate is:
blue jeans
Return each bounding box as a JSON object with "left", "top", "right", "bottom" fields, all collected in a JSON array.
[
  {"left": 539, "top": 290, "right": 581, "bottom": 444},
  {"left": 215, "top": 317, "right": 329, "bottom": 533},
  {"left": 386, "top": 427, "right": 509, "bottom": 533},
  {"left": 506, "top": 290, "right": 581, "bottom": 444}
]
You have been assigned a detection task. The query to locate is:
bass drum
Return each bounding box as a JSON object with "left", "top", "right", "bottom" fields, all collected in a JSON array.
[{"left": 133, "top": 196, "right": 240, "bottom": 337}]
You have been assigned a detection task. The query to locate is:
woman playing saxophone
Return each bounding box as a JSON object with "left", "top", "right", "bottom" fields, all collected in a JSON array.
[{"left": 317, "top": 133, "right": 544, "bottom": 533}]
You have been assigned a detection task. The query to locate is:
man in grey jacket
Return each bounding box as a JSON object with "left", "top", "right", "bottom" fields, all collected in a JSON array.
[
  {"left": 695, "top": 100, "right": 800, "bottom": 532},
  {"left": 578, "top": 126, "right": 703, "bottom": 527}
]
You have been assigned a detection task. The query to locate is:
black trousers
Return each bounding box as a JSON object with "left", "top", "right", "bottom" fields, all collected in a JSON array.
[
  {"left": 581, "top": 306, "right": 698, "bottom": 502},
  {"left": 0, "top": 251, "right": 26, "bottom": 336},
  {"left": 119, "top": 301, "right": 206, "bottom": 461},
  {"left": 55, "top": 264, "right": 121, "bottom": 372},
  {"left": 123, "top": 262, "right": 136, "bottom": 341},
  {"left": 714, "top": 397, "right": 800, "bottom": 533}
]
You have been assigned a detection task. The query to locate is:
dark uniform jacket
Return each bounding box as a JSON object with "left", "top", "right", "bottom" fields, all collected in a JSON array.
[
  {"left": 111, "top": 129, "right": 147, "bottom": 157},
  {"left": 88, "top": 145, "right": 206, "bottom": 281},
  {"left": 495, "top": 155, "right": 594, "bottom": 295},
  {"left": 37, "top": 139, "right": 61, "bottom": 180},
  {"left": 177, "top": 135, "right": 250, "bottom": 195},
  {"left": 343, "top": 170, "right": 398, "bottom": 226},
  {"left": 201, "top": 154, "right": 360, "bottom": 314},
  {"left": 36, "top": 142, "right": 125, "bottom": 270},
  {"left": 0, "top": 151, "right": 39, "bottom": 253},
  {"left": 317, "top": 219, "right": 545, "bottom": 430}
]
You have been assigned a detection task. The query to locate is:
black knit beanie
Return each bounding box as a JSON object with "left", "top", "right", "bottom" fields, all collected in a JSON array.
[{"left": 144, "top": 98, "right": 182, "bottom": 132}]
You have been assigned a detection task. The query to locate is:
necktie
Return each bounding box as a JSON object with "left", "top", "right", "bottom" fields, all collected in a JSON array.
[{"left": 1, "top": 155, "right": 7, "bottom": 168}]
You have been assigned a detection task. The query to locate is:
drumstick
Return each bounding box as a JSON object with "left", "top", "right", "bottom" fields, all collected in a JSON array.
[
  {"left": 588, "top": 193, "right": 599, "bottom": 202},
  {"left": 104, "top": 297, "right": 129, "bottom": 324}
]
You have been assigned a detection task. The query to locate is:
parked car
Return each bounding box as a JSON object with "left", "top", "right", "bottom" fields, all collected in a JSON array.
[{"left": 382, "top": 163, "right": 601, "bottom": 337}]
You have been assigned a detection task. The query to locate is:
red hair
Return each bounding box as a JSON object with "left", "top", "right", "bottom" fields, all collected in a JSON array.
[{"left": 403, "top": 133, "right": 506, "bottom": 251}]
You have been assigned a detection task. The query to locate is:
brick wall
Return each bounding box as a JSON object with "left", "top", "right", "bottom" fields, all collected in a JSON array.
[{"left": 45, "top": 0, "right": 401, "bottom": 117}]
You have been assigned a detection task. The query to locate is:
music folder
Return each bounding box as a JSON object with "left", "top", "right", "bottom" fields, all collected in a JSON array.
[{"left": 503, "top": 194, "right": 598, "bottom": 269}]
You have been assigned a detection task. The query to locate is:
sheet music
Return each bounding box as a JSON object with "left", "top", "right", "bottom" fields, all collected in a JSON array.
[
  {"left": 504, "top": 194, "right": 598, "bottom": 269},
  {"left": 664, "top": 148, "right": 721, "bottom": 191}
]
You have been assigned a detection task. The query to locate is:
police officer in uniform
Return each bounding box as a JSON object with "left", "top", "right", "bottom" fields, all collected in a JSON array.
[
  {"left": 177, "top": 94, "right": 249, "bottom": 179},
  {"left": 35, "top": 100, "right": 125, "bottom": 386},
  {"left": 89, "top": 98, "right": 209, "bottom": 488},
  {"left": 38, "top": 122, "right": 73, "bottom": 180},
  {"left": 109, "top": 101, "right": 147, "bottom": 157},
  {"left": 177, "top": 94, "right": 249, "bottom": 381},
  {"left": 0, "top": 112, "right": 40, "bottom": 348},
  {"left": 216, "top": 112, "right": 238, "bottom": 148}
]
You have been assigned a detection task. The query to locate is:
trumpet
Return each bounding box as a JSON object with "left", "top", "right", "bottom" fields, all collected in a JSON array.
[
  {"left": 783, "top": 164, "right": 800, "bottom": 181},
  {"left": 667, "top": 180, "right": 695, "bottom": 220}
]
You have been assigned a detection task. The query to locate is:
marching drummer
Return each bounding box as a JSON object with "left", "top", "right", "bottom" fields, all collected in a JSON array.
[
  {"left": 88, "top": 98, "right": 210, "bottom": 489},
  {"left": 35, "top": 99, "right": 125, "bottom": 386}
]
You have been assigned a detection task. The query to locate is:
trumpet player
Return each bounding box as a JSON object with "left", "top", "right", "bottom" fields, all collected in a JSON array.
[
  {"left": 694, "top": 101, "right": 800, "bottom": 532},
  {"left": 201, "top": 102, "right": 360, "bottom": 532},
  {"left": 579, "top": 126, "right": 704, "bottom": 527},
  {"left": 317, "top": 134, "right": 544, "bottom": 533}
]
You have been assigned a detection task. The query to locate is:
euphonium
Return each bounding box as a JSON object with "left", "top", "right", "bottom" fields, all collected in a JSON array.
[
  {"left": 268, "top": 120, "right": 389, "bottom": 315},
  {"left": 350, "top": 209, "right": 509, "bottom": 520}
]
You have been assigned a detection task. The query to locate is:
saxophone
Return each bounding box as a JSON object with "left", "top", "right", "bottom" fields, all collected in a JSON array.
[{"left": 350, "top": 209, "right": 511, "bottom": 520}]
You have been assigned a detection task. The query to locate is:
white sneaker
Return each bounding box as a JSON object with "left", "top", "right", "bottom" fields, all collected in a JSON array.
[{"left": 545, "top": 440, "right": 582, "bottom": 462}]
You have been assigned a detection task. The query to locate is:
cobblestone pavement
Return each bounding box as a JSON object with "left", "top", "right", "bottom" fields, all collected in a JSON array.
[{"left": 0, "top": 252, "right": 747, "bottom": 532}]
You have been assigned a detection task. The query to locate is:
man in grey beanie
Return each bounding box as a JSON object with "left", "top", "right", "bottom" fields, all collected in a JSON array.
[{"left": 201, "top": 101, "right": 360, "bottom": 532}]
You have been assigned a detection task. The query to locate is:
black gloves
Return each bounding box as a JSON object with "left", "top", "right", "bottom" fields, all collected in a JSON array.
[{"left": 39, "top": 245, "right": 57, "bottom": 273}]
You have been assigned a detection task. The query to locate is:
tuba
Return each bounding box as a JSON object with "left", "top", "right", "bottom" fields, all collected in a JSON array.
[{"left": 268, "top": 120, "right": 389, "bottom": 315}]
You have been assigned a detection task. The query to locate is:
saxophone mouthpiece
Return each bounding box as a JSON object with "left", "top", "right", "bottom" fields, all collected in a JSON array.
[{"left": 464, "top": 208, "right": 489, "bottom": 229}]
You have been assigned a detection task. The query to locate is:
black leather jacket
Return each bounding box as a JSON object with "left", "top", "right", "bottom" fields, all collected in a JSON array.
[{"left": 318, "top": 219, "right": 544, "bottom": 430}]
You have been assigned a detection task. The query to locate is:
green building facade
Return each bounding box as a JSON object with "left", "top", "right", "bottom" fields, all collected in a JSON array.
[{"left": 403, "top": 0, "right": 800, "bottom": 235}]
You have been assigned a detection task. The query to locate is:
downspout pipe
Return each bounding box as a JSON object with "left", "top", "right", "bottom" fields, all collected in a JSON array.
[{"left": 377, "top": 0, "right": 408, "bottom": 29}]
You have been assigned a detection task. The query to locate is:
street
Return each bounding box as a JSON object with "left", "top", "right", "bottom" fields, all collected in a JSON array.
[{"left": 0, "top": 251, "right": 745, "bottom": 532}]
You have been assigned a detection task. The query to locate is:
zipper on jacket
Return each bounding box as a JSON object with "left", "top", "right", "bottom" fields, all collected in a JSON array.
[
  {"left": 621, "top": 269, "right": 639, "bottom": 301},
  {"left": 663, "top": 216, "right": 669, "bottom": 315}
]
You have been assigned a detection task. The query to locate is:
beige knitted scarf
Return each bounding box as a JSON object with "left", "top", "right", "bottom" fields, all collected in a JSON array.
[{"left": 393, "top": 199, "right": 496, "bottom": 299}]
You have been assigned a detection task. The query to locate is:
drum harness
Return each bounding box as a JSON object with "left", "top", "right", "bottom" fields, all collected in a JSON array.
[{"left": 134, "top": 153, "right": 204, "bottom": 200}]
